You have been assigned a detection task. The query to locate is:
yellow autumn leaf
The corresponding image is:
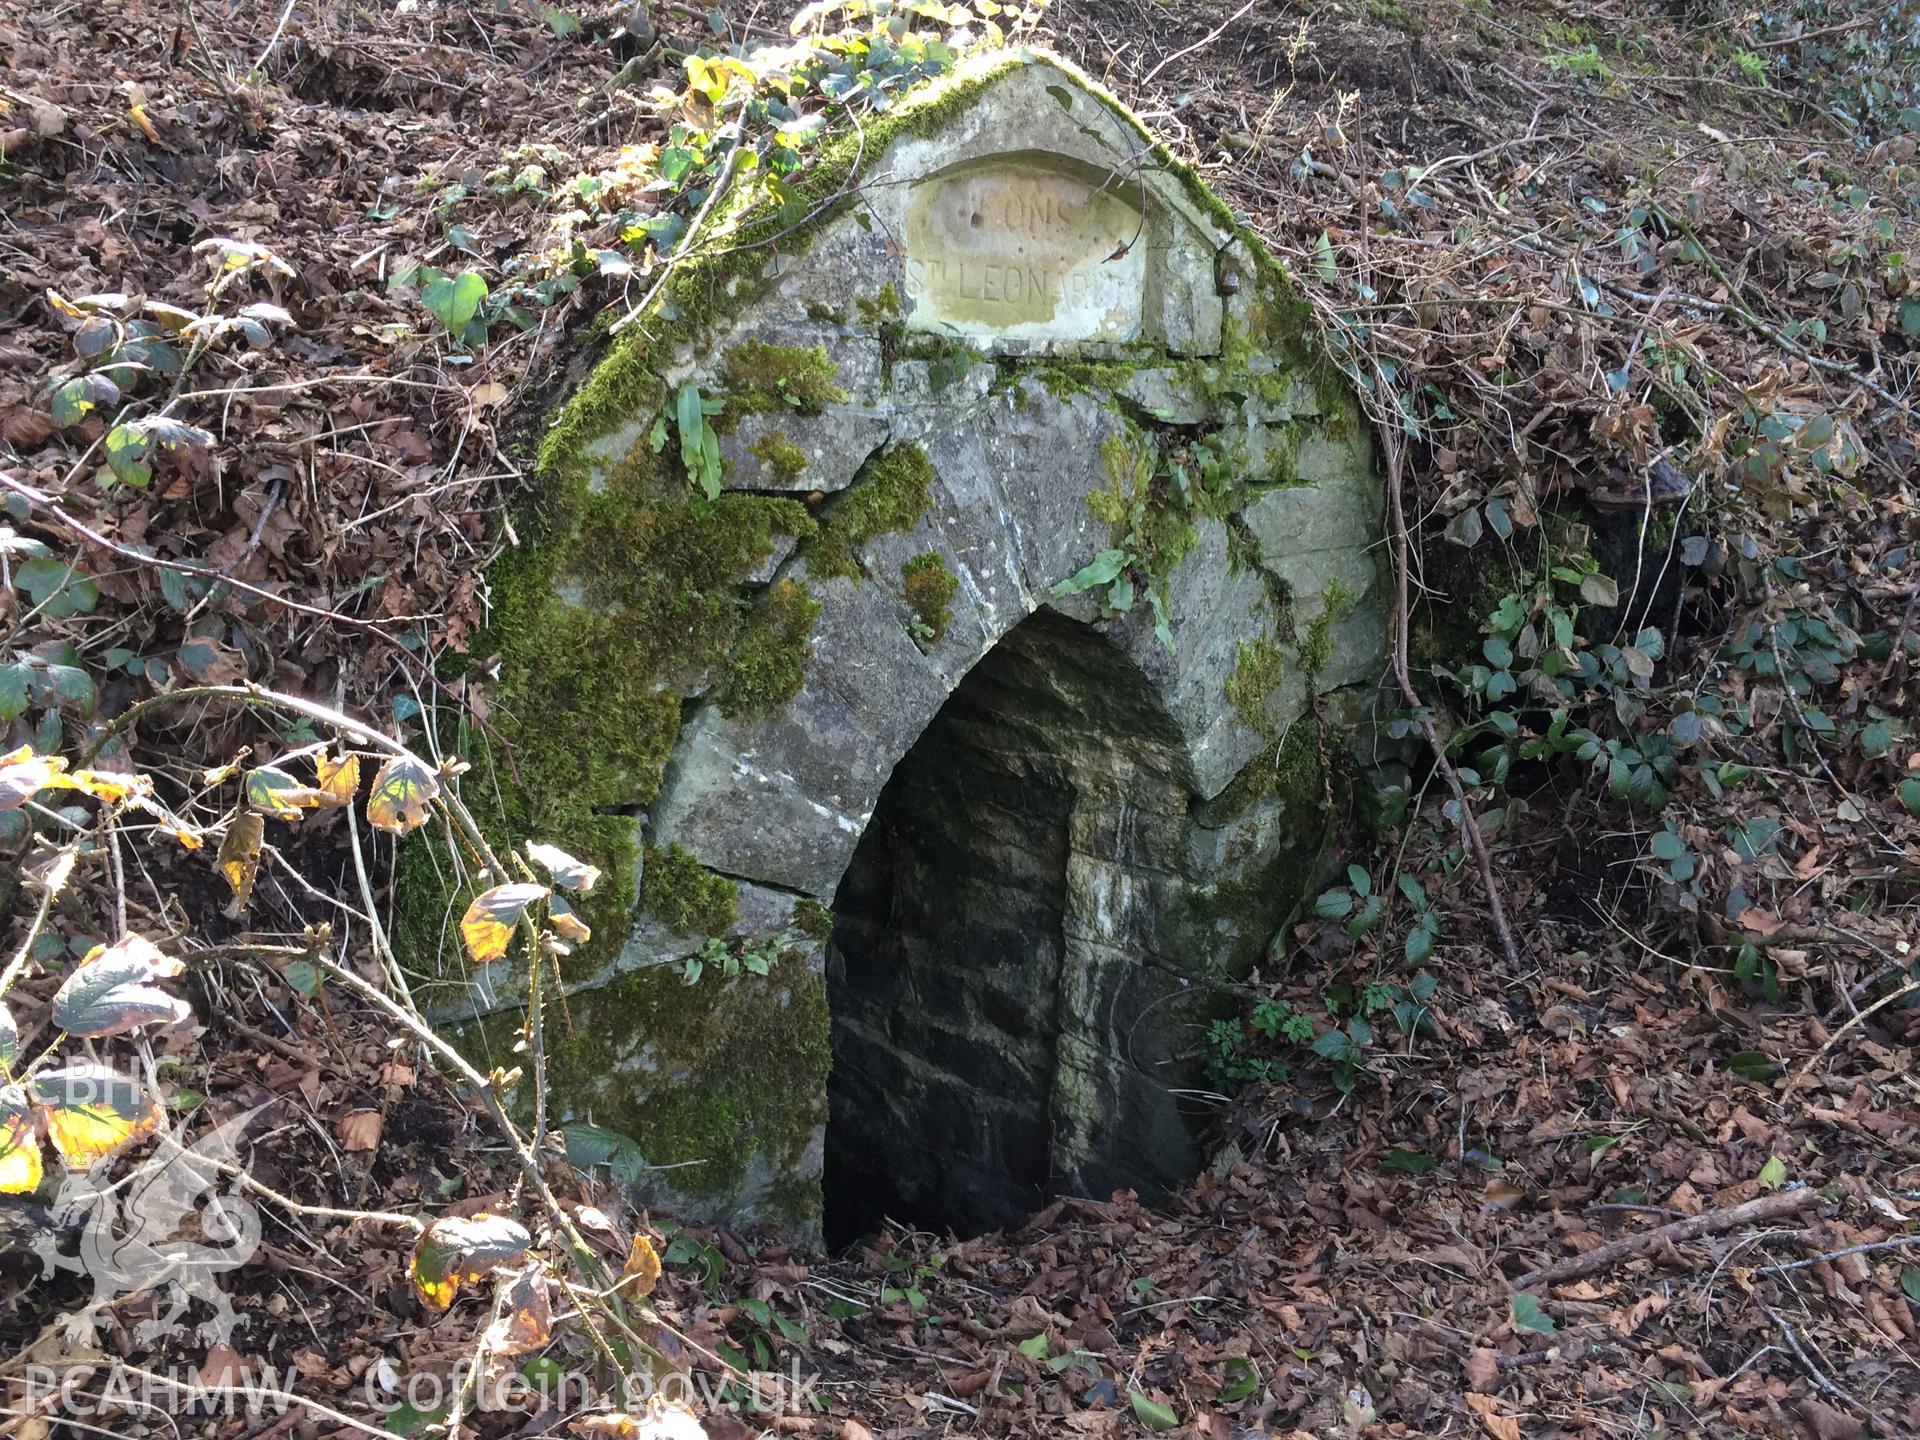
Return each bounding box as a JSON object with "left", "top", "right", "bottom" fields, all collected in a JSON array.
[
  {"left": 0, "top": 1088, "right": 42, "bottom": 1195},
  {"left": 620, "top": 1234, "right": 662, "bottom": 1298},
  {"left": 33, "top": 1064, "right": 163, "bottom": 1170},
  {"left": 365, "top": 754, "right": 440, "bottom": 835},
  {"left": 218, "top": 810, "right": 265, "bottom": 913},
  {"left": 315, "top": 751, "right": 361, "bottom": 807},
  {"left": 66, "top": 769, "right": 152, "bottom": 804},
  {"left": 549, "top": 892, "right": 591, "bottom": 945},
  {"left": 460, "top": 883, "right": 549, "bottom": 964},
  {"left": 0, "top": 746, "right": 73, "bottom": 810},
  {"left": 245, "top": 764, "right": 336, "bottom": 819}
]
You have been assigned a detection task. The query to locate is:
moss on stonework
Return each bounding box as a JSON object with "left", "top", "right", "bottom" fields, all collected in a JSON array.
[
  {"left": 748, "top": 430, "right": 809, "bottom": 485},
  {"left": 721, "top": 577, "right": 821, "bottom": 715},
  {"left": 720, "top": 340, "right": 847, "bottom": 419},
  {"left": 1300, "top": 576, "right": 1356, "bottom": 680},
  {"left": 793, "top": 898, "right": 834, "bottom": 941},
  {"left": 642, "top": 843, "right": 740, "bottom": 937},
  {"left": 900, "top": 551, "right": 957, "bottom": 646},
  {"left": 808, "top": 443, "right": 935, "bottom": 580},
  {"left": 856, "top": 282, "right": 902, "bottom": 324},
  {"left": 460, "top": 953, "right": 831, "bottom": 1211},
  {"left": 1225, "top": 634, "right": 1286, "bottom": 737}
]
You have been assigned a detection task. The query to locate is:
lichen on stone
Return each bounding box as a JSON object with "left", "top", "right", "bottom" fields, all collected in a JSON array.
[
  {"left": 900, "top": 551, "right": 957, "bottom": 647},
  {"left": 807, "top": 442, "right": 936, "bottom": 580}
]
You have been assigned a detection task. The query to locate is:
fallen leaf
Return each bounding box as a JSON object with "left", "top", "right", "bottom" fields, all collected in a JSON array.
[
  {"left": 1464, "top": 1391, "right": 1522, "bottom": 1440},
  {"left": 337, "top": 1109, "right": 383, "bottom": 1152},
  {"left": 1464, "top": 1347, "right": 1499, "bottom": 1392}
]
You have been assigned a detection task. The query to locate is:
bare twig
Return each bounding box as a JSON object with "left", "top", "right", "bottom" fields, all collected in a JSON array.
[{"left": 1511, "top": 1187, "right": 1823, "bottom": 1290}]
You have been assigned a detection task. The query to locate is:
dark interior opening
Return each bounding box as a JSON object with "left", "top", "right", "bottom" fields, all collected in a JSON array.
[{"left": 823, "top": 609, "right": 1200, "bottom": 1246}]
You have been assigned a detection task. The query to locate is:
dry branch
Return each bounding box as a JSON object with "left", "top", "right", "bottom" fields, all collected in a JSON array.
[{"left": 1511, "top": 1188, "right": 1824, "bottom": 1291}]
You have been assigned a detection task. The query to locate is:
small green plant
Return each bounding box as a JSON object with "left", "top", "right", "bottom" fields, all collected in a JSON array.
[
  {"left": 679, "top": 936, "right": 778, "bottom": 985},
  {"left": 1544, "top": 44, "right": 1614, "bottom": 84}
]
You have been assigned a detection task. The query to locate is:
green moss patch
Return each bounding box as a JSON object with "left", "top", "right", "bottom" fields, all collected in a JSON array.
[
  {"left": 721, "top": 577, "right": 821, "bottom": 715},
  {"left": 720, "top": 340, "right": 847, "bottom": 419},
  {"left": 461, "top": 953, "right": 831, "bottom": 1212},
  {"left": 642, "top": 842, "right": 740, "bottom": 937},
  {"left": 747, "top": 430, "right": 810, "bottom": 485},
  {"left": 1225, "top": 634, "right": 1286, "bottom": 737},
  {"left": 807, "top": 443, "right": 935, "bottom": 580},
  {"left": 901, "top": 551, "right": 957, "bottom": 647}
]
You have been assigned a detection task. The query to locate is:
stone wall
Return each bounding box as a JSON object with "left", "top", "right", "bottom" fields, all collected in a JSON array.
[{"left": 427, "top": 52, "right": 1388, "bottom": 1242}]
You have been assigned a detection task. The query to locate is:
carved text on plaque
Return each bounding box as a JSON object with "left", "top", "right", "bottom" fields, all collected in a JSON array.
[{"left": 903, "top": 163, "right": 1146, "bottom": 342}]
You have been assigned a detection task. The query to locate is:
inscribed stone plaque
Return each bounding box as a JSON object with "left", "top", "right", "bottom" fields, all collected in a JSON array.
[{"left": 903, "top": 161, "right": 1145, "bottom": 345}]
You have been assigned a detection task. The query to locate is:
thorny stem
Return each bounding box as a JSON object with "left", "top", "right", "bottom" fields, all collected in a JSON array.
[
  {"left": 0, "top": 472, "right": 509, "bottom": 756},
  {"left": 1379, "top": 417, "right": 1525, "bottom": 969}
]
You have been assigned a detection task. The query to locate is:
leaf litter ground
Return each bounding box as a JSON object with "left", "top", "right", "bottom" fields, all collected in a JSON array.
[{"left": 1, "top": 2, "right": 1918, "bottom": 1439}]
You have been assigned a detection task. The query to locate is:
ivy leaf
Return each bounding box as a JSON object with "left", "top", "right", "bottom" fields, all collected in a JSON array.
[
  {"left": 1130, "top": 1391, "right": 1179, "bottom": 1431},
  {"left": 0, "top": 1000, "right": 14, "bottom": 1066},
  {"left": 53, "top": 934, "right": 191, "bottom": 1038},
  {"left": 527, "top": 841, "right": 600, "bottom": 893},
  {"left": 1382, "top": 1148, "right": 1437, "bottom": 1174},
  {"left": 366, "top": 754, "right": 440, "bottom": 835},
  {"left": 421, "top": 270, "right": 489, "bottom": 334},
  {"left": 0, "top": 1086, "right": 42, "bottom": 1195},
  {"left": 1900, "top": 777, "right": 1920, "bottom": 816},
  {"left": 1511, "top": 1291, "right": 1556, "bottom": 1335},
  {"left": 460, "top": 883, "right": 550, "bottom": 964},
  {"left": 410, "top": 1213, "right": 533, "bottom": 1310},
  {"left": 31, "top": 1063, "right": 164, "bottom": 1170}
]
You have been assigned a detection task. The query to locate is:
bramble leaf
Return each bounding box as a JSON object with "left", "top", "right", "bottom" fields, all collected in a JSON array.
[
  {"left": 527, "top": 842, "right": 600, "bottom": 893},
  {"left": 410, "top": 1213, "right": 533, "bottom": 1310},
  {"left": 484, "top": 1266, "right": 554, "bottom": 1355},
  {"left": 32, "top": 1063, "right": 164, "bottom": 1170},
  {"left": 315, "top": 752, "right": 361, "bottom": 807},
  {"left": 218, "top": 809, "right": 265, "bottom": 912},
  {"left": 245, "top": 764, "right": 337, "bottom": 818},
  {"left": 0, "top": 1087, "right": 42, "bottom": 1195},
  {"left": 53, "top": 934, "right": 190, "bottom": 1038},
  {"left": 460, "top": 883, "right": 550, "bottom": 964},
  {"left": 366, "top": 754, "right": 440, "bottom": 835}
]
